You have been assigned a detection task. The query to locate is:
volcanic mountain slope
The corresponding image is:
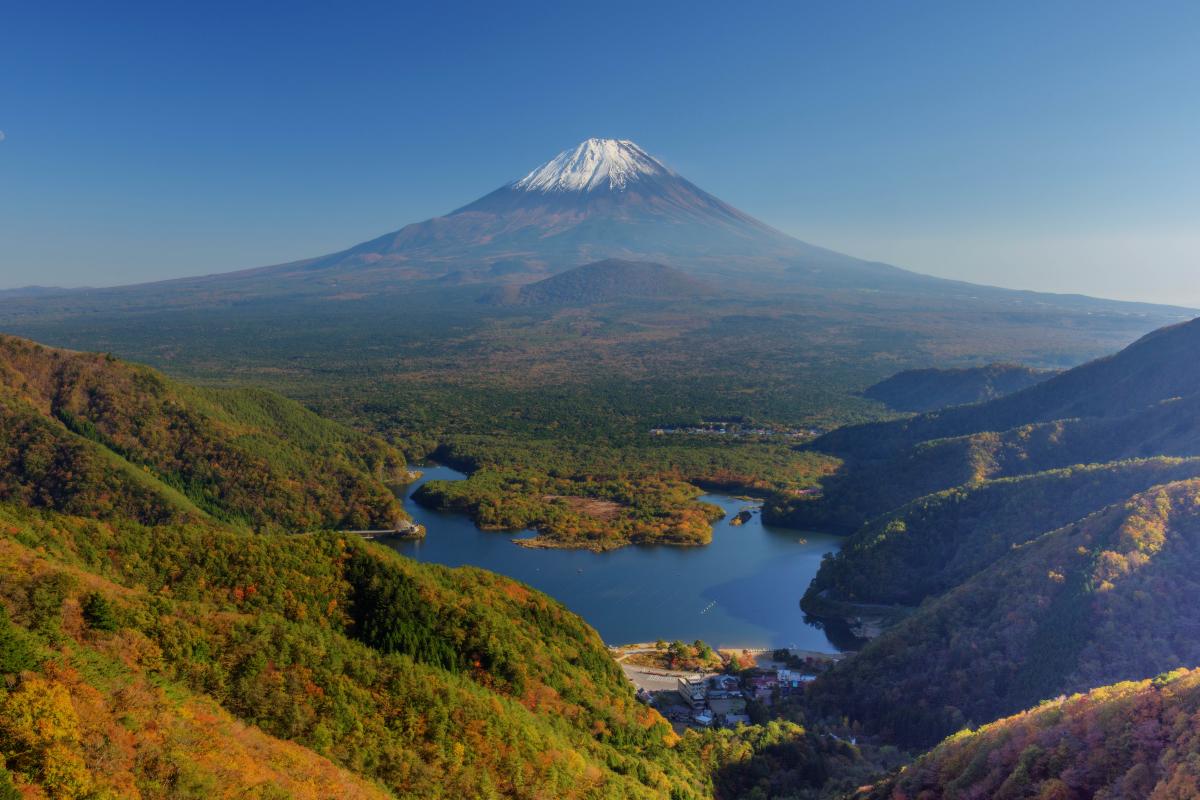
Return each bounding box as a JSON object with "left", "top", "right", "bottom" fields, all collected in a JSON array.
[
  {"left": 0, "top": 334, "right": 407, "bottom": 531},
  {"left": 0, "top": 137, "right": 1189, "bottom": 378},
  {"left": 8, "top": 135, "right": 1143, "bottom": 312},
  {"left": 219, "top": 137, "right": 904, "bottom": 293},
  {"left": 862, "top": 363, "right": 1058, "bottom": 412},
  {"left": 486, "top": 258, "right": 712, "bottom": 305}
]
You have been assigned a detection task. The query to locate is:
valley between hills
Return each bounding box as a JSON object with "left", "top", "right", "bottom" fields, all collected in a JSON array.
[{"left": 4, "top": 138, "right": 1200, "bottom": 799}]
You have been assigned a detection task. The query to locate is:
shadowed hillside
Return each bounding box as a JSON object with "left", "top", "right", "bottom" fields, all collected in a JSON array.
[
  {"left": 803, "top": 456, "right": 1200, "bottom": 610},
  {"left": 808, "top": 478, "right": 1200, "bottom": 748},
  {"left": 773, "top": 317, "right": 1200, "bottom": 532},
  {"left": 863, "top": 363, "right": 1057, "bottom": 412}
]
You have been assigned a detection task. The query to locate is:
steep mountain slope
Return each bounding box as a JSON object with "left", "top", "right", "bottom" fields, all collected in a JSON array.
[
  {"left": 487, "top": 258, "right": 711, "bottom": 306},
  {"left": 13, "top": 137, "right": 1179, "bottom": 314},
  {"left": 803, "top": 457, "right": 1200, "bottom": 610},
  {"left": 0, "top": 335, "right": 869, "bottom": 799},
  {"left": 864, "top": 668, "right": 1200, "bottom": 800},
  {"left": 0, "top": 335, "right": 406, "bottom": 531},
  {"left": 819, "top": 317, "right": 1200, "bottom": 461},
  {"left": 778, "top": 317, "right": 1200, "bottom": 531},
  {"left": 807, "top": 479, "right": 1200, "bottom": 749},
  {"left": 0, "top": 503, "right": 715, "bottom": 799},
  {"left": 863, "top": 363, "right": 1057, "bottom": 412}
]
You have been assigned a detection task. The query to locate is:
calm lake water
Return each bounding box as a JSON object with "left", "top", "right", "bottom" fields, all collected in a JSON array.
[{"left": 385, "top": 465, "right": 847, "bottom": 652}]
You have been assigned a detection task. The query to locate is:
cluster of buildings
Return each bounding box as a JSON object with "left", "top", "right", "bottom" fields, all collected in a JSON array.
[
  {"left": 662, "top": 668, "right": 818, "bottom": 729},
  {"left": 648, "top": 424, "right": 822, "bottom": 440}
]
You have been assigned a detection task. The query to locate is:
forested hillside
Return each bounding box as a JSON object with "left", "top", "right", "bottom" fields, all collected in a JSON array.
[
  {"left": 864, "top": 668, "right": 1200, "bottom": 799},
  {"left": 0, "top": 502, "right": 726, "bottom": 798},
  {"left": 808, "top": 479, "right": 1200, "bottom": 749},
  {"left": 0, "top": 335, "right": 879, "bottom": 799},
  {"left": 815, "top": 317, "right": 1200, "bottom": 464},
  {"left": 773, "top": 317, "right": 1200, "bottom": 534},
  {"left": 0, "top": 335, "right": 406, "bottom": 532},
  {"left": 804, "top": 457, "right": 1200, "bottom": 609}
]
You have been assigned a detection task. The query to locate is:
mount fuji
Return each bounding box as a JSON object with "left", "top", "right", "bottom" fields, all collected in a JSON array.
[
  {"left": 6, "top": 138, "right": 1191, "bottom": 326},
  {"left": 1, "top": 137, "right": 1190, "bottom": 419},
  {"left": 183, "top": 137, "right": 916, "bottom": 297}
]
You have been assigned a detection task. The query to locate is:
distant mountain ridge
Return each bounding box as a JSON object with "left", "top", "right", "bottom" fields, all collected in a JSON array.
[
  {"left": 818, "top": 317, "right": 1200, "bottom": 464},
  {"left": 1, "top": 136, "right": 1194, "bottom": 337}
]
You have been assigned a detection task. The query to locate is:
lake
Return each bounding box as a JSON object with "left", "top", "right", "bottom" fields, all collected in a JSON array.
[{"left": 385, "top": 465, "right": 849, "bottom": 652}]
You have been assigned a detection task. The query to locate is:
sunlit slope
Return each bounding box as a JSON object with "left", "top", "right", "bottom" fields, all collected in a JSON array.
[
  {"left": 0, "top": 502, "right": 717, "bottom": 798},
  {"left": 0, "top": 335, "right": 406, "bottom": 531},
  {"left": 864, "top": 668, "right": 1200, "bottom": 799}
]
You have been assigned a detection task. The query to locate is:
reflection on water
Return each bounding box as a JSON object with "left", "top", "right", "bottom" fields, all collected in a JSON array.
[{"left": 386, "top": 465, "right": 845, "bottom": 652}]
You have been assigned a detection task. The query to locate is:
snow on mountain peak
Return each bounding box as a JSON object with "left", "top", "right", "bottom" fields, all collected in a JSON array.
[{"left": 512, "top": 138, "right": 671, "bottom": 193}]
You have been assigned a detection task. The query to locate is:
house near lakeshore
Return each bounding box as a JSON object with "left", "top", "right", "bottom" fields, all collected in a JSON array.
[
  {"left": 777, "top": 669, "right": 816, "bottom": 695},
  {"left": 747, "top": 674, "right": 779, "bottom": 701},
  {"left": 707, "top": 675, "right": 741, "bottom": 695},
  {"left": 676, "top": 676, "right": 707, "bottom": 711}
]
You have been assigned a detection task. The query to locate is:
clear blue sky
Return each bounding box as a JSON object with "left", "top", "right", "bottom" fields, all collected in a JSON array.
[{"left": 2, "top": 0, "right": 1198, "bottom": 305}]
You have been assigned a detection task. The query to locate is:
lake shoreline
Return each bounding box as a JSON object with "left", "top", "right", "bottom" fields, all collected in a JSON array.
[{"left": 389, "top": 464, "right": 849, "bottom": 654}]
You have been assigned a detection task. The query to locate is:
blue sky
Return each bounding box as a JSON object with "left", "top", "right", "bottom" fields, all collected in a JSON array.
[{"left": 2, "top": 0, "right": 1198, "bottom": 305}]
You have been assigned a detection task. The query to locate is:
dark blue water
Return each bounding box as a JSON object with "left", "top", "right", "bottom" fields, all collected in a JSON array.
[{"left": 386, "top": 465, "right": 845, "bottom": 652}]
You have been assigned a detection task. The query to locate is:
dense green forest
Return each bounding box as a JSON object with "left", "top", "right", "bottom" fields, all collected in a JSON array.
[
  {"left": 0, "top": 335, "right": 895, "bottom": 799},
  {"left": 1, "top": 279, "right": 1170, "bottom": 548},
  {"left": 0, "top": 502, "right": 714, "bottom": 798},
  {"left": 807, "top": 479, "right": 1200, "bottom": 749},
  {"left": 0, "top": 477, "right": 887, "bottom": 799},
  {"left": 0, "top": 335, "right": 407, "bottom": 532},
  {"left": 413, "top": 438, "right": 835, "bottom": 548},
  {"left": 4, "top": 275, "right": 1200, "bottom": 794},
  {"left": 804, "top": 457, "right": 1200, "bottom": 609}
]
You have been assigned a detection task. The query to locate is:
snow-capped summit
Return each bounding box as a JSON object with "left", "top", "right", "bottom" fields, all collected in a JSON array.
[
  {"left": 512, "top": 138, "right": 671, "bottom": 193},
  {"left": 200, "top": 135, "right": 904, "bottom": 294}
]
